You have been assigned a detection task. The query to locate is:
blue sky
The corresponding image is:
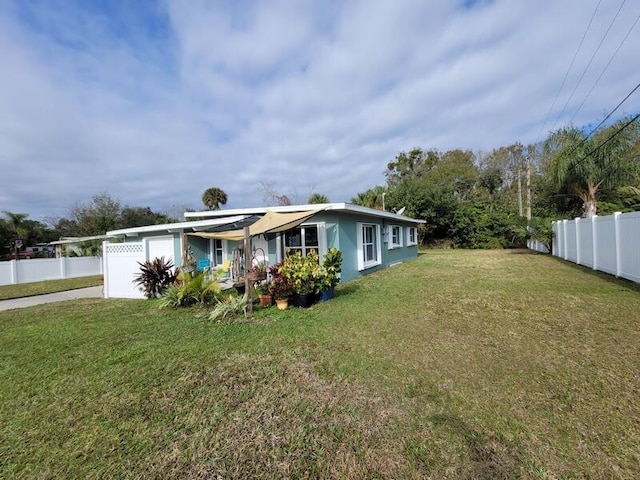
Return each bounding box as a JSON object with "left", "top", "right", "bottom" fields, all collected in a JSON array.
[{"left": 1, "top": 0, "right": 639, "bottom": 222}]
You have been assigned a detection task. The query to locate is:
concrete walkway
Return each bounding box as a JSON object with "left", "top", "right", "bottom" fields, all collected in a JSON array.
[{"left": 0, "top": 286, "right": 104, "bottom": 312}]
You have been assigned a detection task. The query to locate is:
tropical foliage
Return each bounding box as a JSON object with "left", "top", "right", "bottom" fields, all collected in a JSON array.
[
  {"left": 201, "top": 187, "right": 228, "bottom": 211},
  {"left": 350, "top": 115, "right": 640, "bottom": 248},
  {"left": 133, "top": 257, "right": 176, "bottom": 299},
  {"left": 158, "top": 269, "right": 222, "bottom": 308},
  {"left": 208, "top": 294, "right": 248, "bottom": 322}
]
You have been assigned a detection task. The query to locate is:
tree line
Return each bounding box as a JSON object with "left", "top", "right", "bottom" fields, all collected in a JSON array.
[
  {"left": 3, "top": 115, "right": 638, "bottom": 254},
  {"left": 352, "top": 115, "right": 640, "bottom": 249}
]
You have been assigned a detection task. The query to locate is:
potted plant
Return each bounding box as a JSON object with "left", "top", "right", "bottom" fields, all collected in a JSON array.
[
  {"left": 319, "top": 248, "right": 342, "bottom": 301},
  {"left": 254, "top": 280, "right": 273, "bottom": 307},
  {"left": 247, "top": 260, "right": 268, "bottom": 282},
  {"left": 268, "top": 262, "right": 292, "bottom": 310},
  {"left": 281, "top": 250, "right": 322, "bottom": 308}
]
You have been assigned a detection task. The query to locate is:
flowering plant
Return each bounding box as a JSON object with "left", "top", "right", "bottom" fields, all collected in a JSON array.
[{"left": 267, "top": 262, "right": 293, "bottom": 299}]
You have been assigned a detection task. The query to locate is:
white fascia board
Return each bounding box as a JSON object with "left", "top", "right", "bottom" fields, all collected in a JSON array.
[
  {"left": 185, "top": 203, "right": 425, "bottom": 224},
  {"left": 106, "top": 215, "right": 250, "bottom": 236}
]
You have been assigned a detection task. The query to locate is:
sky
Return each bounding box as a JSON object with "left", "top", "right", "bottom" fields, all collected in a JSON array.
[{"left": 1, "top": 0, "right": 639, "bottom": 223}]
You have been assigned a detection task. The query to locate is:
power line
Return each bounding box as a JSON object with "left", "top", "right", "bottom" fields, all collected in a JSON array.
[
  {"left": 549, "top": 0, "right": 626, "bottom": 132},
  {"left": 533, "top": 0, "right": 602, "bottom": 145},
  {"left": 562, "top": 81, "right": 640, "bottom": 158},
  {"left": 569, "top": 11, "right": 640, "bottom": 124},
  {"left": 584, "top": 82, "right": 640, "bottom": 138},
  {"left": 576, "top": 111, "right": 640, "bottom": 163}
]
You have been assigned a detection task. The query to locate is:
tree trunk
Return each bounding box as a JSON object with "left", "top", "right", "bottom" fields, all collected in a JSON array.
[{"left": 579, "top": 182, "right": 598, "bottom": 218}]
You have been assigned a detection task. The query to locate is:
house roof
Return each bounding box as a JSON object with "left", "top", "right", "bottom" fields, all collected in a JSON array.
[
  {"left": 106, "top": 203, "right": 424, "bottom": 237},
  {"left": 106, "top": 215, "right": 251, "bottom": 237},
  {"left": 184, "top": 203, "right": 426, "bottom": 224}
]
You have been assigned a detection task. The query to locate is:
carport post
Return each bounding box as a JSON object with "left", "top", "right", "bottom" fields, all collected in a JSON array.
[{"left": 244, "top": 227, "right": 252, "bottom": 314}]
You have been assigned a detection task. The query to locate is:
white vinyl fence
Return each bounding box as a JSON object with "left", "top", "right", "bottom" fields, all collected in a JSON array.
[
  {"left": 527, "top": 239, "right": 550, "bottom": 253},
  {"left": 103, "top": 242, "right": 147, "bottom": 299},
  {"left": 0, "top": 256, "right": 103, "bottom": 286},
  {"left": 552, "top": 211, "right": 640, "bottom": 283}
]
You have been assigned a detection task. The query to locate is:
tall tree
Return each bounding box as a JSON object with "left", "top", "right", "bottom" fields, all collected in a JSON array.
[
  {"left": 308, "top": 193, "right": 330, "bottom": 204},
  {"left": 547, "top": 117, "right": 640, "bottom": 217},
  {"left": 351, "top": 186, "right": 386, "bottom": 209},
  {"left": 2, "top": 211, "right": 28, "bottom": 238},
  {"left": 201, "top": 187, "right": 228, "bottom": 210}
]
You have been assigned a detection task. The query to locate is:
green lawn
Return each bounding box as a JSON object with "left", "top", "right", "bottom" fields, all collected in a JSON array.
[
  {"left": 1, "top": 250, "right": 638, "bottom": 479},
  {"left": 0, "top": 275, "right": 103, "bottom": 300}
]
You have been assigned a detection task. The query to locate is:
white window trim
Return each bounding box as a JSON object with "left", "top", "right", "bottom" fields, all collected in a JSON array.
[
  {"left": 406, "top": 226, "right": 418, "bottom": 246},
  {"left": 282, "top": 222, "right": 327, "bottom": 260},
  {"left": 388, "top": 225, "right": 403, "bottom": 249},
  {"left": 357, "top": 222, "right": 382, "bottom": 271}
]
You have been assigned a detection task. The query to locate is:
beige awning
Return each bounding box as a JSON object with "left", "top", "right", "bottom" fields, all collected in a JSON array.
[{"left": 188, "top": 210, "right": 320, "bottom": 241}]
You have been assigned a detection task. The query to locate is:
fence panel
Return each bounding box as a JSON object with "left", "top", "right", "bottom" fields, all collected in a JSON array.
[
  {"left": 565, "top": 220, "right": 577, "bottom": 263},
  {"left": 552, "top": 211, "right": 639, "bottom": 283},
  {"left": 594, "top": 216, "right": 616, "bottom": 275},
  {"left": 576, "top": 218, "right": 593, "bottom": 267},
  {"left": 103, "top": 242, "right": 146, "bottom": 299},
  {"left": 0, "top": 257, "right": 103, "bottom": 286},
  {"left": 66, "top": 257, "right": 102, "bottom": 278},
  {"left": 618, "top": 211, "right": 640, "bottom": 282}
]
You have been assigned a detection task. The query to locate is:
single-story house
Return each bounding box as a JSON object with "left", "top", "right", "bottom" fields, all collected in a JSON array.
[{"left": 102, "top": 203, "right": 425, "bottom": 299}]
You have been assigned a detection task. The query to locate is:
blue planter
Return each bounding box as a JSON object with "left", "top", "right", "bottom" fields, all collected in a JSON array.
[{"left": 319, "top": 287, "right": 335, "bottom": 302}]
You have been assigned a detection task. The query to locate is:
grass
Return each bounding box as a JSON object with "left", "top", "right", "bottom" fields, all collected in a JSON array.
[
  {"left": 1, "top": 250, "right": 638, "bottom": 479},
  {"left": 0, "top": 275, "right": 103, "bottom": 300}
]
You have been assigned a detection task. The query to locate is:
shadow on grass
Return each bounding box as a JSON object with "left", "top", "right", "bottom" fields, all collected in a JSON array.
[
  {"left": 546, "top": 254, "right": 640, "bottom": 292},
  {"left": 427, "top": 412, "right": 522, "bottom": 479},
  {"left": 335, "top": 282, "right": 361, "bottom": 297}
]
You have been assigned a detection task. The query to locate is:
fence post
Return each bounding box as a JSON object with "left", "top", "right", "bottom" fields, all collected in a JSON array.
[
  {"left": 591, "top": 216, "right": 597, "bottom": 270},
  {"left": 575, "top": 218, "right": 581, "bottom": 265},
  {"left": 10, "top": 260, "right": 18, "bottom": 285},
  {"left": 59, "top": 256, "right": 67, "bottom": 280},
  {"left": 102, "top": 241, "right": 109, "bottom": 299},
  {"left": 563, "top": 220, "right": 568, "bottom": 260},
  {"left": 614, "top": 212, "right": 622, "bottom": 278}
]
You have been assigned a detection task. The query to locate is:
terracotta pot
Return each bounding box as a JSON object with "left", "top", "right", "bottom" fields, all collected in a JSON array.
[
  {"left": 275, "top": 298, "right": 289, "bottom": 310},
  {"left": 258, "top": 294, "right": 273, "bottom": 307}
]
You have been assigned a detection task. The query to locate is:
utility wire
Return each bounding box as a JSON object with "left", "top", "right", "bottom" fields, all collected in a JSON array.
[
  {"left": 576, "top": 111, "right": 640, "bottom": 163},
  {"left": 533, "top": 0, "right": 601, "bottom": 145},
  {"left": 550, "top": 0, "right": 626, "bottom": 132},
  {"left": 561, "top": 81, "right": 640, "bottom": 158},
  {"left": 569, "top": 11, "right": 640, "bottom": 124}
]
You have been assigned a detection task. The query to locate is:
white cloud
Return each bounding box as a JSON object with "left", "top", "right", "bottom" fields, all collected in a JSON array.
[{"left": 0, "top": 0, "right": 638, "bottom": 222}]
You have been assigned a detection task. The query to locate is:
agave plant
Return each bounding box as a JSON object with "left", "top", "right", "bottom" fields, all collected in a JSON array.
[
  {"left": 133, "top": 257, "right": 176, "bottom": 299},
  {"left": 209, "top": 294, "right": 248, "bottom": 322}
]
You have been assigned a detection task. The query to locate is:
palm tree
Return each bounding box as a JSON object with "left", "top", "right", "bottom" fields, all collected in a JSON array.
[
  {"left": 351, "top": 186, "right": 386, "bottom": 209},
  {"left": 548, "top": 118, "right": 640, "bottom": 217},
  {"left": 307, "top": 193, "right": 330, "bottom": 204},
  {"left": 2, "top": 211, "right": 28, "bottom": 237},
  {"left": 201, "top": 187, "right": 228, "bottom": 210}
]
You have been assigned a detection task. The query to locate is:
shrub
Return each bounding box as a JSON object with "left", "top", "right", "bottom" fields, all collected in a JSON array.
[
  {"left": 209, "top": 294, "right": 248, "bottom": 322},
  {"left": 133, "top": 257, "right": 176, "bottom": 299},
  {"left": 158, "top": 269, "right": 222, "bottom": 308}
]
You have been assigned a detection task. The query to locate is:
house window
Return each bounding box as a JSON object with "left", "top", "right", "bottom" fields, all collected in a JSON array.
[
  {"left": 389, "top": 225, "right": 402, "bottom": 249},
  {"left": 212, "top": 239, "right": 224, "bottom": 265},
  {"left": 357, "top": 223, "right": 382, "bottom": 270},
  {"left": 407, "top": 227, "right": 417, "bottom": 246},
  {"left": 284, "top": 225, "right": 319, "bottom": 257}
]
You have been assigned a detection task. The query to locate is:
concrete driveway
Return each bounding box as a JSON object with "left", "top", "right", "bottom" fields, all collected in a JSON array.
[{"left": 0, "top": 286, "right": 103, "bottom": 312}]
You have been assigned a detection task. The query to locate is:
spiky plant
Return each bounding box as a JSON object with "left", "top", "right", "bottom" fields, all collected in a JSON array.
[
  {"left": 209, "top": 294, "right": 248, "bottom": 322},
  {"left": 133, "top": 256, "right": 176, "bottom": 299}
]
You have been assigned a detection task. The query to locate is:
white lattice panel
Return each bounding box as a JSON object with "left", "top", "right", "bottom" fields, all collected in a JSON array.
[{"left": 106, "top": 243, "right": 144, "bottom": 255}]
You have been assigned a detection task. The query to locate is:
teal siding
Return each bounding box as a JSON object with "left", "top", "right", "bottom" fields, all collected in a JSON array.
[{"left": 130, "top": 211, "right": 419, "bottom": 284}]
